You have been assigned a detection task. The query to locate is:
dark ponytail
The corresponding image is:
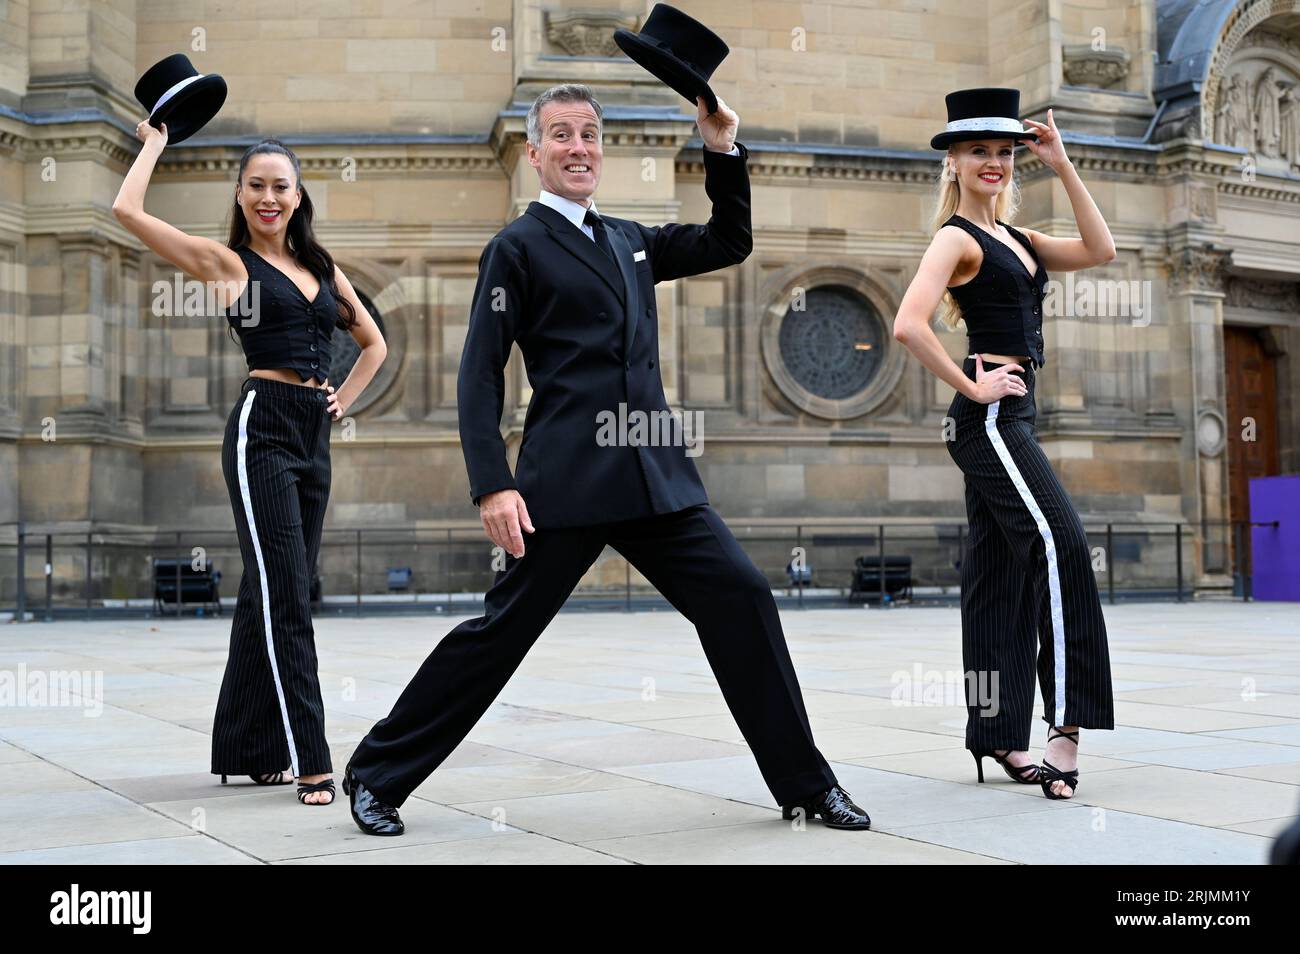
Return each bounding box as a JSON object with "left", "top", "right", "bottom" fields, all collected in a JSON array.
[{"left": 225, "top": 138, "right": 357, "bottom": 343}]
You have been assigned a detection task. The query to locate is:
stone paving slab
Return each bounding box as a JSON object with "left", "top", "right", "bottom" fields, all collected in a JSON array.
[
  {"left": 0, "top": 602, "right": 1296, "bottom": 864},
  {"left": 0, "top": 836, "right": 263, "bottom": 865}
]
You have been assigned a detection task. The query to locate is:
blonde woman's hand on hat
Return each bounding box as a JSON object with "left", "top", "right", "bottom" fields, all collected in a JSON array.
[
  {"left": 1022, "top": 109, "right": 1068, "bottom": 171},
  {"left": 697, "top": 96, "right": 739, "bottom": 152},
  {"left": 134, "top": 118, "right": 168, "bottom": 149},
  {"left": 970, "top": 354, "right": 1028, "bottom": 403}
]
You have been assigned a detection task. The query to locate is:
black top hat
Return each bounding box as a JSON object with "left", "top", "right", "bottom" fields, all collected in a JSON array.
[
  {"left": 929, "top": 87, "right": 1038, "bottom": 150},
  {"left": 614, "top": 4, "right": 728, "bottom": 114},
  {"left": 133, "top": 54, "right": 227, "bottom": 145}
]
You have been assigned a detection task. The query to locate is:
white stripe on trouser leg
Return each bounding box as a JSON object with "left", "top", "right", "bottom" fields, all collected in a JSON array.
[
  {"left": 983, "top": 400, "right": 1068, "bottom": 725},
  {"left": 236, "top": 390, "right": 300, "bottom": 777}
]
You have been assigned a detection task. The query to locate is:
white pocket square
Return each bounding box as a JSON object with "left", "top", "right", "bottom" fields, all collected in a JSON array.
[{"left": 633, "top": 250, "right": 646, "bottom": 262}]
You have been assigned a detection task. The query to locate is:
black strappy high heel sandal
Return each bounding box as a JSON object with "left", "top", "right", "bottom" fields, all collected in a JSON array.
[
  {"left": 1039, "top": 728, "right": 1080, "bottom": 800},
  {"left": 972, "top": 749, "right": 1040, "bottom": 784},
  {"left": 296, "top": 778, "right": 336, "bottom": 805},
  {"left": 220, "top": 770, "right": 293, "bottom": 785}
]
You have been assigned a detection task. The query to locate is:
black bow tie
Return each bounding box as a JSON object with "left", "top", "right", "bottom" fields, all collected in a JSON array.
[{"left": 584, "top": 208, "right": 614, "bottom": 262}]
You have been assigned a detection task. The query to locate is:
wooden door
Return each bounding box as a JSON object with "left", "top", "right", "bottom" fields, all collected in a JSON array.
[{"left": 1223, "top": 325, "right": 1280, "bottom": 568}]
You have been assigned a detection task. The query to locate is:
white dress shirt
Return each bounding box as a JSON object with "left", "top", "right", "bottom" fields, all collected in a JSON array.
[{"left": 537, "top": 190, "right": 603, "bottom": 241}]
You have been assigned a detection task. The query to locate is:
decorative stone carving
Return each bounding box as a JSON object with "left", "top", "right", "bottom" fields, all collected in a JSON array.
[
  {"left": 1250, "top": 26, "right": 1300, "bottom": 59},
  {"left": 1062, "top": 44, "right": 1130, "bottom": 89},
  {"left": 1196, "top": 408, "right": 1226, "bottom": 458},
  {"left": 1225, "top": 277, "right": 1300, "bottom": 311},
  {"left": 1254, "top": 66, "right": 1284, "bottom": 157},
  {"left": 1169, "top": 246, "right": 1231, "bottom": 294},
  {"left": 1210, "top": 28, "right": 1300, "bottom": 167},
  {"left": 545, "top": 10, "right": 638, "bottom": 57},
  {"left": 1215, "top": 73, "right": 1254, "bottom": 150},
  {"left": 1281, "top": 84, "right": 1300, "bottom": 167},
  {"left": 1190, "top": 184, "right": 1215, "bottom": 221}
]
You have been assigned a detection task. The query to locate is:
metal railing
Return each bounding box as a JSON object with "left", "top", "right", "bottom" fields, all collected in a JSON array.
[{"left": 0, "top": 517, "right": 1281, "bottom": 621}]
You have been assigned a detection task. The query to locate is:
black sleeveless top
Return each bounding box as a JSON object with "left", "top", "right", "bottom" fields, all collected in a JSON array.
[
  {"left": 942, "top": 214, "right": 1048, "bottom": 368},
  {"left": 223, "top": 245, "right": 338, "bottom": 382}
]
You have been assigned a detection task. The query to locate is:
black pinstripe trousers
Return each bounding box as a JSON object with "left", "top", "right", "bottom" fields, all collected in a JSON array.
[
  {"left": 211, "top": 377, "right": 333, "bottom": 778},
  {"left": 348, "top": 504, "right": 838, "bottom": 808},
  {"left": 946, "top": 357, "right": 1114, "bottom": 750}
]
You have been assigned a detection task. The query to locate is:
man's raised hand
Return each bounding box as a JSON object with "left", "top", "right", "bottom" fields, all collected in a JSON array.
[{"left": 696, "top": 96, "right": 739, "bottom": 152}]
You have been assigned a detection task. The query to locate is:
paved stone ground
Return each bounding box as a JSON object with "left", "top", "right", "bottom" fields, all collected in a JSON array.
[{"left": 1, "top": 602, "right": 1297, "bottom": 864}]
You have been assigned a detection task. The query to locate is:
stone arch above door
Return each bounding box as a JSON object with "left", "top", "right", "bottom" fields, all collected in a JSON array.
[{"left": 1206, "top": 5, "right": 1300, "bottom": 170}]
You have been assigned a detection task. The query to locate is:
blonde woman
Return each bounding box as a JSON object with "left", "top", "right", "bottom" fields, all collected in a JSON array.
[{"left": 892, "top": 88, "right": 1116, "bottom": 800}]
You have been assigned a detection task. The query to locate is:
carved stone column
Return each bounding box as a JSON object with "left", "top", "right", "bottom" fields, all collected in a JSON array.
[
  {"left": 1140, "top": 245, "right": 1177, "bottom": 425},
  {"left": 1169, "top": 243, "right": 1233, "bottom": 587},
  {"left": 117, "top": 245, "right": 144, "bottom": 434},
  {"left": 20, "top": 228, "right": 146, "bottom": 526},
  {"left": 0, "top": 240, "right": 18, "bottom": 525},
  {"left": 52, "top": 229, "right": 111, "bottom": 430}
]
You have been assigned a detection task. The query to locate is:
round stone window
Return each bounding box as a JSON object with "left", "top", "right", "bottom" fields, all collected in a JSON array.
[
  {"left": 777, "top": 285, "right": 884, "bottom": 400},
  {"left": 331, "top": 290, "right": 385, "bottom": 386},
  {"left": 761, "top": 273, "right": 905, "bottom": 421}
]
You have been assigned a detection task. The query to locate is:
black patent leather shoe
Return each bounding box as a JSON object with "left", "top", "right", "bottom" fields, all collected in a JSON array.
[
  {"left": 781, "top": 785, "right": 871, "bottom": 830},
  {"left": 343, "top": 763, "right": 404, "bottom": 836}
]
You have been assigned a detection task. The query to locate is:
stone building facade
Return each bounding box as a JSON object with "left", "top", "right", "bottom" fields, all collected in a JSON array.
[{"left": 0, "top": 0, "right": 1296, "bottom": 601}]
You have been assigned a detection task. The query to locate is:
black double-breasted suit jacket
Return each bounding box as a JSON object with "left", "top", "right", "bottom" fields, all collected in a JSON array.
[
  {"left": 457, "top": 143, "right": 753, "bottom": 528},
  {"left": 356, "top": 145, "right": 842, "bottom": 809}
]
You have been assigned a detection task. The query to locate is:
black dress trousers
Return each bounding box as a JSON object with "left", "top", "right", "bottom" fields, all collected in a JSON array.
[
  {"left": 211, "top": 376, "right": 333, "bottom": 779},
  {"left": 347, "top": 504, "right": 838, "bottom": 808},
  {"left": 946, "top": 357, "right": 1115, "bottom": 751}
]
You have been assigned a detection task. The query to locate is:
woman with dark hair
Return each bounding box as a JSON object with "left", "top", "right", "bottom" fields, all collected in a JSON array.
[
  {"left": 113, "top": 120, "right": 387, "bottom": 806},
  {"left": 892, "top": 90, "right": 1116, "bottom": 801}
]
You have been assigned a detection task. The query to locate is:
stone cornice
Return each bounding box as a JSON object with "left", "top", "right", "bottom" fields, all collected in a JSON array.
[
  {"left": 6, "top": 125, "right": 136, "bottom": 168},
  {"left": 1013, "top": 140, "right": 1300, "bottom": 204},
  {"left": 154, "top": 142, "right": 502, "bottom": 179},
  {"left": 1217, "top": 176, "right": 1300, "bottom": 204},
  {"left": 4, "top": 105, "right": 1300, "bottom": 208},
  {"left": 16, "top": 206, "right": 139, "bottom": 246},
  {"left": 165, "top": 222, "right": 501, "bottom": 251},
  {"left": 20, "top": 421, "right": 1187, "bottom": 450},
  {"left": 748, "top": 231, "right": 933, "bottom": 261},
  {"left": 695, "top": 426, "right": 1187, "bottom": 443},
  {"left": 135, "top": 433, "right": 468, "bottom": 450},
  {"left": 0, "top": 200, "right": 23, "bottom": 238},
  {"left": 690, "top": 145, "right": 937, "bottom": 184},
  {"left": 1014, "top": 148, "right": 1158, "bottom": 182},
  {"left": 488, "top": 109, "right": 697, "bottom": 164},
  {"left": 14, "top": 430, "right": 148, "bottom": 450}
]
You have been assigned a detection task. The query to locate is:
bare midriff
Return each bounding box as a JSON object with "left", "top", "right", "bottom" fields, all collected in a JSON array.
[
  {"left": 977, "top": 353, "right": 1032, "bottom": 365},
  {"left": 249, "top": 368, "right": 327, "bottom": 388}
]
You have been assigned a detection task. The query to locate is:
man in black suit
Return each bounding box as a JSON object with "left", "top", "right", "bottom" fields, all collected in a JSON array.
[{"left": 344, "top": 84, "right": 870, "bottom": 834}]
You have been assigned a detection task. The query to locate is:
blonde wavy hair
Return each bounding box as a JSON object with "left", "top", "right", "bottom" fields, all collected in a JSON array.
[{"left": 931, "top": 148, "right": 1022, "bottom": 331}]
